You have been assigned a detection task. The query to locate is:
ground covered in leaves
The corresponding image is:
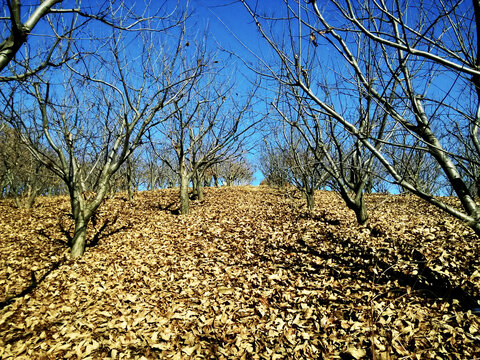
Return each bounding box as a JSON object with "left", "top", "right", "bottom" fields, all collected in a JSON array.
[{"left": 1, "top": 186, "right": 480, "bottom": 359}]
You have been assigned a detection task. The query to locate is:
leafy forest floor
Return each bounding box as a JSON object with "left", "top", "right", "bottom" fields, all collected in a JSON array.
[{"left": 0, "top": 186, "right": 480, "bottom": 359}]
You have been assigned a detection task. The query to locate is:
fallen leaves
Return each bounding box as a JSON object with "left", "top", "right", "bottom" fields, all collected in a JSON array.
[{"left": 0, "top": 186, "right": 480, "bottom": 358}]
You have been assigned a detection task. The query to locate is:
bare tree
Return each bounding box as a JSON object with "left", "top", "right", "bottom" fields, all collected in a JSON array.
[
  {"left": 152, "top": 58, "right": 258, "bottom": 214},
  {"left": 1, "top": 4, "right": 199, "bottom": 257},
  {"left": 240, "top": 0, "right": 480, "bottom": 236},
  {"left": 259, "top": 139, "right": 289, "bottom": 188},
  {"left": 268, "top": 42, "right": 389, "bottom": 223},
  {"left": 0, "top": 123, "right": 61, "bottom": 207},
  {"left": 282, "top": 124, "right": 329, "bottom": 212},
  {"left": 218, "top": 157, "right": 254, "bottom": 186},
  {"left": 0, "top": 1, "right": 182, "bottom": 81}
]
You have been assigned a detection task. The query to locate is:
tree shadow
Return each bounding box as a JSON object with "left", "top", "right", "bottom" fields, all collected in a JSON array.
[
  {"left": 0, "top": 260, "right": 62, "bottom": 311},
  {"left": 87, "top": 216, "right": 130, "bottom": 248},
  {"left": 156, "top": 201, "right": 180, "bottom": 215},
  {"left": 37, "top": 215, "right": 131, "bottom": 249},
  {"left": 285, "top": 232, "right": 480, "bottom": 312}
]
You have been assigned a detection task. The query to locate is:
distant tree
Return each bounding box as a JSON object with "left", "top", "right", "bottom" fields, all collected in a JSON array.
[
  {"left": 0, "top": 124, "right": 61, "bottom": 207},
  {"left": 283, "top": 131, "right": 328, "bottom": 211},
  {"left": 219, "top": 157, "right": 254, "bottom": 186},
  {"left": 152, "top": 55, "right": 258, "bottom": 214},
  {"left": 274, "top": 84, "right": 385, "bottom": 224},
  {"left": 1, "top": 4, "right": 198, "bottom": 257},
  {"left": 107, "top": 152, "right": 144, "bottom": 200},
  {"left": 240, "top": 0, "right": 480, "bottom": 235},
  {"left": 138, "top": 145, "right": 178, "bottom": 190},
  {"left": 385, "top": 139, "right": 443, "bottom": 195},
  {"left": 259, "top": 139, "right": 289, "bottom": 188}
]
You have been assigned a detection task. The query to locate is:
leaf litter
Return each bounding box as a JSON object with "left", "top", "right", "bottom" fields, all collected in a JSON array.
[{"left": 0, "top": 186, "right": 479, "bottom": 359}]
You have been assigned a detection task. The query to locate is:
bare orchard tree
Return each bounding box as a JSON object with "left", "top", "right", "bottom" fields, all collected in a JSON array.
[
  {"left": 218, "top": 157, "right": 254, "bottom": 186},
  {"left": 271, "top": 56, "right": 389, "bottom": 224},
  {"left": 0, "top": 1, "right": 182, "bottom": 80},
  {"left": 259, "top": 137, "right": 289, "bottom": 187},
  {"left": 263, "top": 112, "right": 327, "bottom": 211},
  {"left": 0, "top": 123, "right": 61, "bottom": 206},
  {"left": 383, "top": 133, "right": 444, "bottom": 195},
  {"left": 1, "top": 6, "right": 199, "bottom": 257},
  {"left": 240, "top": 0, "right": 480, "bottom": 236},
  {"left": 152, "top": 61, "right": 258, "bottom": 214},
  {"left": 140, "top": 145, "right": 179, "bottom": 190},
  {"left": 281, "top": 124, "right": 329, "bottom": 212}
]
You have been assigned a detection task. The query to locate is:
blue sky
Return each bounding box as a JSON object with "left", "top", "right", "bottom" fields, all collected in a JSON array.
[
  {"left": 12, "top": 0, "right": 272, "bottom": 185},
  {"left": 191, "top": 0, "right": 277, "bottom": 185}
]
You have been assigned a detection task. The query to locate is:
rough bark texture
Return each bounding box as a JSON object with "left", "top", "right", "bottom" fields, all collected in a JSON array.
[
  {"left": 127, "top": 158, "right": 133, "bottom": 202},
  {"left": 352, "top": 194, "right": 369, "bottom": 226},
  {"left": 70, "top": 218, "right": 87, "bottom": 258},
  {"left": 305, "top": 189, "right": 315, "bottom": 211},
  {"left": 340, "top": 190, "right": 369, "bottom": 226},
  {"left": 192, "top": 173, "right": 204, "bottom": 201},
  {"left": 180, "top": 168, "right": 190, "bottom": 215},
  {"left": 195, "top": 177, "right": 204, "bottom": 201}
]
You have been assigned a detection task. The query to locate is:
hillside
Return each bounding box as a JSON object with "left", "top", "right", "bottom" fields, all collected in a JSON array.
[{"left": 1, "top": 186, "right": 479, "bottom": 359}]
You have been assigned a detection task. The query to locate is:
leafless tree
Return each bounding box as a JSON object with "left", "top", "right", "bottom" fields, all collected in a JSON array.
[
  {"left": 282, "top": 125, "right": 329, "bottom": 212},
  {"left": 1, "top": 4, "right": 199, "bottom": 257},
  {"left": 151, "top": 56, "right": 259, "bottom": 214},
  {"left": 218, "top": 157, "right": 254, "bottom": 186},
  {"left": 269, "top": 42, "right": 389, "bottom": 223},
  {"left": 240, "top": 0, "right": 480, "bottom": 236},
  {"left": 0, "top": 1, "right": 183, "bottom": 81},
  {"left": 259, "top": 139, "right": 289, "bottom": 188},
  {"left": 0, "top": 123, "right": 61, "bottom": 207}
]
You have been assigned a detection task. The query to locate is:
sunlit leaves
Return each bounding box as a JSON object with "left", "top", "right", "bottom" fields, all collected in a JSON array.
[{"left": 0, "top": 187, "right": 479, "bottom": 358}]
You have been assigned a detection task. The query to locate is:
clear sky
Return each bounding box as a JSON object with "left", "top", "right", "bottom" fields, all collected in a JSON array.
[{"left": 190, "top": 0, "right": 278, "bottom": 185}]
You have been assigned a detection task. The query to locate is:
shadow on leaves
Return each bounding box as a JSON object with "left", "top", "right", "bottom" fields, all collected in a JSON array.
[{"left": 0, "top": 261, "right": 62, "bottom": 311}]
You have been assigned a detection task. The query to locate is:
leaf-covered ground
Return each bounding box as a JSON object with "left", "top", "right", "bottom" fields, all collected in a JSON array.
[{"left": 1, "top": 186, "right": 480, "bottom": 359}]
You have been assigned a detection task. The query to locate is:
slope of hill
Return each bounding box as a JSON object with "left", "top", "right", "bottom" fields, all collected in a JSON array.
[{"left": 1, "top": 186, "right": 479, "bottom": 358}]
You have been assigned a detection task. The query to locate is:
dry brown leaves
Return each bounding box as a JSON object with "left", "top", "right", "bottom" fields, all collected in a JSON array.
[{"left": 0, "top": 186, "right": 479, "bottom": 359}]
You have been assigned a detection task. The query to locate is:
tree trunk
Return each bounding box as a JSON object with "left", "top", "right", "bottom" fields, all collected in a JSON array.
[
  {"left": 70, "top": 217, "right": 88, "bottom": 258},
  {"left": 25, "top": 185, "right": 38, "bottom": 209},
  {"left": 127, "top": 157, "right": 133, "bottom": 201},
  {"left": 204, "top": 176, "right": 211, "bottom": 187},
  {"left": 192, "top": 173, "right": 204, "bottom": 201},
  {"left": 196, "top": 177, "right": 204, "bottom": 201},
  {"left": 13, "top": 184, "right": 38, "bottom": 209},
  {"left": 340, "top": 187, "right": 369, "bottom": 225},
  {"left": 350, "top": 192, "right": 369, "bottom": 226},
  {"left": 179, "top": 165, "right": 190, "bottom": 215},
  {"left": 192, "top": 173, "right": 199, "bottom": 200},
  {"left": 305, "top": 188, "right": 315, "bottom": 211}
]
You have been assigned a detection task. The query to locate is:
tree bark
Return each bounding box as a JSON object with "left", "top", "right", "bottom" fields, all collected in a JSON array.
[
  {"left": 352, "top": 194, "right": 369, "bottom": 226},
  {"left": 70, "top": 217, "right": 87, "bottom": 258},
  {"left": 195, "top": 175, "right": 204, "bottom": 201},
  {"left": 305, "top": 188, "right": 315, "bottom": 211},
  {"left": 340, "top": 188, "right": 369, "bottom": 225},
  {"left": 126, "top": 157, "right": 133, "bottom": 201},
  {"left": 0, "top": 0, "right": 63, "bottom": 73},
  {"left": 24, "top": 184, "right": 38, "bottom": 209},
  {"left": 179, "top": 162, "right": 190, "bottom": 215},
  {"left": 192, "top": 172, "right": 199, "bottom": 199}
]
